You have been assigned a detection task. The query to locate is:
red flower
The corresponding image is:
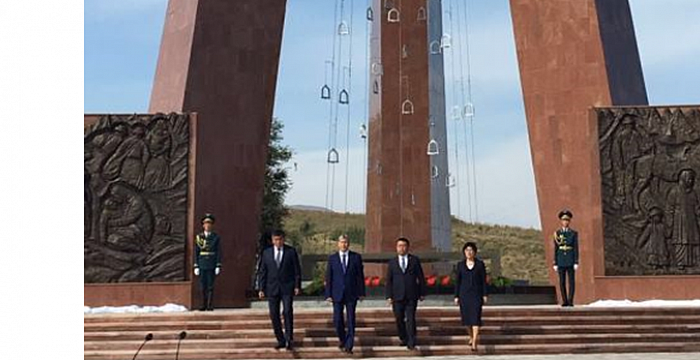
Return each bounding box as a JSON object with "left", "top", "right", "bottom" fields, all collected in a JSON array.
[
  {"left": 371, "top": 276, "right": 381, "bottom": 287},
  {"left": 426, "top": 275, "right": 437, "bottom": 287},
  {"left": 364, "top": 277, "right": 372, "bottom": 287},
  {"left": 440, "top": 275, "right": 451, "bottom": 286}
]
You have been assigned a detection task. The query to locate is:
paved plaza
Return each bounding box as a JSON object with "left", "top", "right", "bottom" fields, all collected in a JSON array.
[{"left": 309, "top": 353, "right": 700, "bottom": 360}]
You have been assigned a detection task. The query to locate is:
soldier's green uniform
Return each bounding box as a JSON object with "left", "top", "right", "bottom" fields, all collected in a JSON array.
[
  {"left": 553, "top": 210, "right": 578, "bottom": 307},
  {"left": 194, "top": 214, "right": 221, "bottom": 311}
]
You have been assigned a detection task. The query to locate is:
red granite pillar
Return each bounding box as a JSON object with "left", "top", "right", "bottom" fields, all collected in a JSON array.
[
  {"left": 510, "top": 0, "right": 647, "bottom": 303},
  {"left": 149, "top": 0, "right": 288, "bottom": 307},
  {"left": 366, "top": 0, "right": 433, "bottom": 257}
]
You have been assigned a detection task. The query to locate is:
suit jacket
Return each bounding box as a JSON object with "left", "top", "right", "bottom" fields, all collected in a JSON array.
[
  {"left": 324, "top": 251, "right": 366, "bottom": 302},
  {"left": 385, "top": 254, "right": 426, "bottom": 302},
  {"left": 257, "top": 245, "right": 302, "bottom": 297},
  {"left": 553, "top": 228, "right": 579, "bottom": 267},
  {"left": 454, "top": 258, "right": 488, "bottom": 299},
  {"left": 194, "top": 232, "right": 221, "bottom": 270}
]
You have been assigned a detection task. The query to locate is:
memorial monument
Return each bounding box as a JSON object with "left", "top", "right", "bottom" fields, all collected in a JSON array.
[{"left": 85, "top": 0, "right": 700, "bottom": 308}]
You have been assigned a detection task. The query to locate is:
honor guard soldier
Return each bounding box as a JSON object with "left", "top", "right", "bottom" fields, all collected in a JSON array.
[
  {"left": 553, "top": 210, "right": 579, "bottom": 307},
  {"left": 194, "top": 213, "right": 221, "bottom": 311}
]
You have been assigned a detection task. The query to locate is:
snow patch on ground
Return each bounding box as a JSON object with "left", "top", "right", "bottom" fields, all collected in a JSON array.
[
  {"left": 84, "top": 303, "right": 188, "bottom": 314},
  {"left": 586, "top": 299, "right": 700, "bottom": 307}
]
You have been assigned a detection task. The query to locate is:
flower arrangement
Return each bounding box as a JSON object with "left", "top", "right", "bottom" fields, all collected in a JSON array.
[
  {"left": 440, "top": 275, "right": 452, "bottom": 287},
  {"left": 364, "top": 276, "right": 382, "bottom": 287},
  {"left": 360, "top": 274, "right": 457, "bottom": 295}
]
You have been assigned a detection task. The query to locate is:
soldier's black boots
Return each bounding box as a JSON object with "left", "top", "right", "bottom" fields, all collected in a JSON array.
[
  {"left": 206, "top": 290, "right": 214, "bottom": 311},
  {"left": 199, "top": 291, "right": 207, "bottom": 311}
]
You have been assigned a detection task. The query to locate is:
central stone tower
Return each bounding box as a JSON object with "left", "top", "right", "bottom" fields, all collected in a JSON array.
[{"left": 365, "top": 0, "right": 451, "bottom": 254}]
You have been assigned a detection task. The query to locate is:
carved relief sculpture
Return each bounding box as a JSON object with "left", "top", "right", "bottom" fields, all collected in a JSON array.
[
  {"left": 84, "top": 113, "right": 190, "bottom": 282},
  {"left": 599, "top": 107, "right": 700, "bottom": 275}
]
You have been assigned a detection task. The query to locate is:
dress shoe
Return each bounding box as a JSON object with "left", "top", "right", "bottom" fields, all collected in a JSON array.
[
  {"left": 274, "top": 343, "right": 285, "bottom": 350},
  {"left": 399, "top": 341, "right": 407, "bottom": 347},
  {"left": 407, "top": 345, "right": 416, "bottom": 350},
  {"left": 285, "top": 342, "right": 294, "bottom": 351},
  {"left": 344, "top": 348, "right": 353, "bottom": 355}
]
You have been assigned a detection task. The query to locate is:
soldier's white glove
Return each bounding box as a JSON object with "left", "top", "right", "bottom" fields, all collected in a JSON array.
[
  {"left": 215, "top": 267, "right": 221, "bottom": 275},
  {"left": 194, "top": 268, "right": 200, "bottom": 276},
  {"left": 574, "top": 264, "right": 579, "bottom": 271},
  {"left": 553, "top": 265, "right": 558, "bottom": 272}
]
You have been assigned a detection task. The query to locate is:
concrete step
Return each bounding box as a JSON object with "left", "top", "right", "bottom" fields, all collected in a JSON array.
[
  {"left": 83, "top": 323, "right": 700, "bottom": 341},
  {"left": 83, "top": 306, "right": 700, "bottom": 323},
  {"left": 84, "top": 306, "right": 700, "bottom": 358},
  {"left": 83, "top": 341, "right": 700, "bottom": 360},
  {"left": 84, "top": 332, "right": 700, "bottom": 351},
  {"left": 83, "top": 315, "right": 700, "bottom": 332}
]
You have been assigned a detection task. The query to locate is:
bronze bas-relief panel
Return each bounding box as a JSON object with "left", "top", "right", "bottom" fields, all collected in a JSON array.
[
  {"left": 599, "top": 107, "right": 700, "bottom": 275},
  {"left": 84, "top": 113, "right": 190, "bottom": 283}
]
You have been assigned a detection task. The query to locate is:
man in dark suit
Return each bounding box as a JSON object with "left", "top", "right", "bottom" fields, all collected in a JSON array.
[
  {"left": 257, "top": 230, "right": 301, "bottom": 350},
  {"left": 553, "top": 210, "right": 579, "bottom": 307},
  {"left": 325, "top": 235, "right": 365, "bottom": 354},
  {"left": 386, "top": 237, "right": 426, "bottom": 350},
  {"left": 193, "top": 213, "right": 221, "bottom": 311}
]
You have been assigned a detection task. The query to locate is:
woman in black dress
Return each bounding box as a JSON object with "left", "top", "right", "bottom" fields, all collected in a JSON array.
[{"left": 454, "top": 242, "right": 488, "bottom": 351}]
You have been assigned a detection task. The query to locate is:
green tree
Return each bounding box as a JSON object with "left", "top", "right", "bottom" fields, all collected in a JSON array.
[
  {"left": 287, "top": 218, "right": 316, "bottom": 253},
  {"left": 330, "top": 226, "right": 365, "bottom": 247},
  {"left": 259, "top": 117, "right": 293, "bottom": 234}
]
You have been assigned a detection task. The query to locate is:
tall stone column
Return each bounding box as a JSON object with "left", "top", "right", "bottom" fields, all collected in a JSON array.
[
  {"left": 510, "top": 0, "right": 647, "bottom": 303},
  {"left": 366, "top": 0, "right": 452, "bottom": 257},
  {"left": 150, "top": 0, "right": 288, "bottom": 307}
]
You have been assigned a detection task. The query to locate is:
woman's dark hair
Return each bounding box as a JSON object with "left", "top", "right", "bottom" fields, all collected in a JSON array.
[{"left": 462, "top": 241, "right": 478, "bottom": 255}]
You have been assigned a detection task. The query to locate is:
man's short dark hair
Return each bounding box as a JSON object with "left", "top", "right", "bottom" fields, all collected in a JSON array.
[
  {"left": 272, "top": 229, "right": 286, "bottom": 238},
  {"left": 396, "top": 237, "right": 410, "bottom": 246}
]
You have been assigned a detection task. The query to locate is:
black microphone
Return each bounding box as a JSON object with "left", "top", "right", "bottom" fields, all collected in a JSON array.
[
  {"left": 132, "top": 333, "right": 153, "bottom": 360},
  {"left": 175, "top": 331, "right": 187, "bottom": 360}
]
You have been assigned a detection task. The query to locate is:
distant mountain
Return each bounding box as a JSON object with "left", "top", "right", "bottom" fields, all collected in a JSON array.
[
  {"left": 288, "top": 204, "right": 334, "bottom": 212},
  {"left": 284, "top": 209, "right": 547, "bottom": 284}
]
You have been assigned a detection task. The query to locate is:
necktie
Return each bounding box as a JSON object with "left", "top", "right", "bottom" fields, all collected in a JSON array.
[
  {"left": 401, "top": 256, "right": 407, "bottom": 272},
  {"left": 342, "top": 253, "right": 347, "bottom": 273},
  {"left": 275, "top": 249, "right": 282, "bottom": 268}
]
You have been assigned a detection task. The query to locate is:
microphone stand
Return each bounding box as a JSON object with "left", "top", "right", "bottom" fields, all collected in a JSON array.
[
  {"left": 132, "top": 333, "right": 153, "bottom": 360},
  {"left": 175, "top": 331, "right": 187, "bottom": 360}
]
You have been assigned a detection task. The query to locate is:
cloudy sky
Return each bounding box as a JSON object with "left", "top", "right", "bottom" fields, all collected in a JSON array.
[{"left": 85, "top": 0, "right": 700, "bottom": 229}]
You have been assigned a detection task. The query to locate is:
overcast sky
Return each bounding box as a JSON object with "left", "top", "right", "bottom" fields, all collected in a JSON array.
[{"left": 85, "top": 0, "right": 700, "bottom": 229}]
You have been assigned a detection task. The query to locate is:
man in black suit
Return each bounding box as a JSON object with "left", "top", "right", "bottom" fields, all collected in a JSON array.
[
  {"left": 325, "top": 235, "right": 365, "bottom": 354},
  {"left": 385, "top": 237, "right": 426, "bottom": 350},
  {"left": 257, "top": 230, "right": 301, "bottom": 351}
]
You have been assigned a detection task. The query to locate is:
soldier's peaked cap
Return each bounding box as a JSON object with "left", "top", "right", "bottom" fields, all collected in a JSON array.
[
  {"left": 201, "top": 213, "right": 215, "bottom": 223},
  {"left": 558, "top": 210, "right": 573, "bottom": 220}
]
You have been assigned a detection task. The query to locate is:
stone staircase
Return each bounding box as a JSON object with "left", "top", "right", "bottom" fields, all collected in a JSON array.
[{"left": 84, "top": 306, "right": 700, "bottom": 359}]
